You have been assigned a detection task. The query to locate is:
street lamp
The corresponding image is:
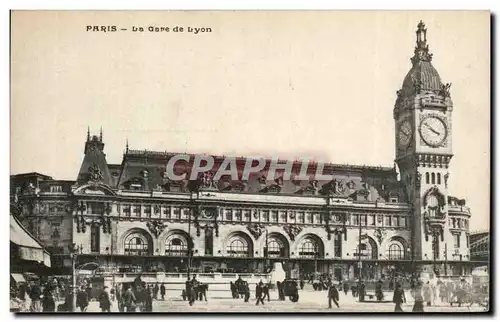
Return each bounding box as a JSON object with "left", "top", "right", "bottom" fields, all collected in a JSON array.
[{"left": 69, "top": 243, "right": 83, "bottom": 312}]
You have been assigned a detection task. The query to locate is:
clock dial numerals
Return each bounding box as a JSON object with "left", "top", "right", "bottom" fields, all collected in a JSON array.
[
  {"left": 419, "top": 116, "right": 447, "bottom": 147},
  {"left": 397, "top": 121, "right": 412, "bottom": 147}
]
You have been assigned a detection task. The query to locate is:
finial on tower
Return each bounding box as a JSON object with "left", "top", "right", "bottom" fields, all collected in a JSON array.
[
  {"left": 126, "top": 139, "right": 129, "bottom": 153},
  {"left": 100, "top": 127, "right": 103, "bottom": 142},
  {"left": 87, "top": 126, "right": 90, "bottom": 141},
  {"left": 411, "top": 20, "right": 433, "bottom": 65}
]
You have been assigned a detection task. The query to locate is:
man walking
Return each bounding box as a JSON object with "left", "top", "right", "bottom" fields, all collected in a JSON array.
[
  {"left": 392, "top": 283, "right": 406, "bottom": 312},
  {"left": 160, "top": 283, "right": 166, "bottom": 300},
  {"left": 255, "top": 281, "right": 265, "bottom": 306},
  {"left": 328, "top": 284, "right": 340, "bottom": 309},
  {"left": 99, "top": 286, "right": 112, "bottom": 312}
]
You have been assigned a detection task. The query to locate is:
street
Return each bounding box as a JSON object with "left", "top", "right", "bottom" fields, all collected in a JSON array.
[{"left": 78, "top": 290, "right": 486, "bottom": 313}]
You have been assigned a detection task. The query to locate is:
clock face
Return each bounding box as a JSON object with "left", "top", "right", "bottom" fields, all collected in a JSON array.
[
  {"left": 397, "top": 120, "right": 412, "bottom": 147},
  {"left": 419, "top": 116, "right": 447, "bottom": 147}
]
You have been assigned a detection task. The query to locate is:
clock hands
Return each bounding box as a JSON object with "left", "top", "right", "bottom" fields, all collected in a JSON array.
[{"left": 424, "top": 123, "right": 440, "bottom": 136}]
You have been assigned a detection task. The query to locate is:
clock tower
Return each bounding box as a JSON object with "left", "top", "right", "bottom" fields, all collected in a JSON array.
[{"left": 394, "top": 21, "right": 454, "bottom": 276}]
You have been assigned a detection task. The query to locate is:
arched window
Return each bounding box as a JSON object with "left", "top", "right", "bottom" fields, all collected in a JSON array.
[
  {"left": 437, "top": 173, "right": 441, "bottom": 185},
  {"left": 355, "top": 237, "right": 378, "bottom": 259},
  {"left": 299, "top": 238, "right": 319, "bottom": 258},
  {"left": 227, "top": 236, "right": 249, "bottom": 257},
  {"left": 425, "top": 173, "right": 430, "bottom": 184},
  {"left": 267, "top": 237, "right": 283, "bottom": 258},
  {"left": 431, "top": 173, "right": 435, "bottom": 184},
  {"left": 124, "top": 233, "right": 150, "bottom": 256},
  {"left": 387, "top": 243, "right": 404, "bottom": 260},
  {"left": 165, "top": 235, "right": 188, "bottom": 256}
]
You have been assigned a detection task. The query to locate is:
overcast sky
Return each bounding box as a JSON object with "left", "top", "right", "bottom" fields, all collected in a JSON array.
[{"left": 10, "top": 11, "right": 490, "bottom": 230}]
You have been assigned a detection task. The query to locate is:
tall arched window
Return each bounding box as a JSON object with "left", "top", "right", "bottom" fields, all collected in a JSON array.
[
  {"left": 299, "top": 238, "right": 319, "bottom": 258},
  {"left": 124, "top": 232, "right": 150, "bottom": 256},
  {"left": 267, "top": 237, "right": 284, "bottom": 258},
  {"left": 227, "top": 235, "right": 250, "bottom": 257},
  {"left": 386, "top": 243, "right": 404, "bottom": 260},
  {"left": 355, "top": 237, "right": 378, "bottom": 259},
  {"left": 431, "top": 173, "right": 436, "bottom": 184},
  {"left": 437, "top": 173, "right": 441, "bottom": 185},
  {"left": 165, "top": 235, "right": 188, "bottom": 256},
  {"left": 425, "top": 172, "right": 430, "bottom": 184}
]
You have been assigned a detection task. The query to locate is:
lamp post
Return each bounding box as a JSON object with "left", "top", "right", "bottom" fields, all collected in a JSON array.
[
  {"left": 263, "top": 228, "right": 269, "bottom": 274},
  {"left": 69, "top": 243, "right": 83, "bottom": 312}
]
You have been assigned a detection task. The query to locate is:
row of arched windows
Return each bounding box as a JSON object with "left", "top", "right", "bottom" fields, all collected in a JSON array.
[
  {"left": 122, "top": 230, "right": 407, "bottom": 260},
  {"left": 425, "top": 172, "right": 442, "bottom": 185}
]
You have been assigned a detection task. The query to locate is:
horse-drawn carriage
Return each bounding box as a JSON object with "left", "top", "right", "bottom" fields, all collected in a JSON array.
[
  {"left": 182, "top": 280, "right": 208, "bottom": 304},
  {"left": 282, "top": 279, "right": 299, "bottom": 302},
  {"left": 231, "top": 278, "right": 250, "bottom": 302}
]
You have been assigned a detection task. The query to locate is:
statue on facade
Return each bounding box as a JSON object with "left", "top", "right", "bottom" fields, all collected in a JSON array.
[
  {"left": 247, "top": 224, "right": 265, "bottom": 240},
  {"left": 284, "top": 225, "right": 302, "bottom": 241},
  {"left": 147, "top": 220, "right": 166, "bottom": 238}
]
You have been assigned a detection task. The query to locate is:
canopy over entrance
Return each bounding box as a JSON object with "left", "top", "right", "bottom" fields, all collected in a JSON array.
[{"left": 10, "top": 214, "right": 51, "bottom": 268}]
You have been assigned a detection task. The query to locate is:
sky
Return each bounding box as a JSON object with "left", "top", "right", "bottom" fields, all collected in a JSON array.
[{"left": 10, "top": 11, "right": 490, "bottom": 231}]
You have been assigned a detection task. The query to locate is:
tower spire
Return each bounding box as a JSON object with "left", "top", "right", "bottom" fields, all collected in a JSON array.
[
  {"left": 100, "top": 127, "right": 103, "bottom": 142},
  {"left": 126, "top": 139, "right": 129, "bottom": 154},
  {"left": 411, "top": 20, "right": 433, "bottom": 65},
  {"left": 87, "top": 126, "right": 90, "bottom": 141}
]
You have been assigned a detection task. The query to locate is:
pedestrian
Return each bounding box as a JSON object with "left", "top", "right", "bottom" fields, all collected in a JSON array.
[
  {"left": 423, "top": 281, "right": 432, "bottom": 306},
  {"left": 28, "top": 281, "right": 42, "bottom": 312},
  {"left": 122, "top": 284, "right": 137, "bottom": 312},
  {"left": 255, "top": 281, "right": 265, "bottom": 306},
  {"left": 392, "top": 283, "right": 406, "bottom": 312},
  {"left": 375, "top": 279, "right": 384, "bottom": 301},
  {"left": 343, "top": 281, "right": 349, "bottom": 296},
  {"left": 76, "top": 285, "right": 89, "bottom": 312},
  {"left": 263, "top": 282, "right": 270, "bottom": 302},
  {"left": 42, "top": 284, "right": 55, "bottom": 312},
  {"left": 412, "top": 280, "right": 424, "bottom": 312},
  {"left": 358, "top": 282, "right": 366, "bottom": 302},
  {"left": 144, "top": 286, "right": 153, "bottom": 312},
  {"left": 160, "top": 283, "right": 166, "bottom": 300},
  {"left": 153, "top": 283, "right": 159, "bottom": 300},
  {"left": 99, "top": 286, "right": 112, "bottom": 312},
  {"left": 327, "top": 284, "right": 340, "bottom": 309}
]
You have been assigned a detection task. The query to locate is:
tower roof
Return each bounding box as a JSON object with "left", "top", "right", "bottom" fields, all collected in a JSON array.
[{"left": 398, "top": 21, "right": 447, "bottom": 98}]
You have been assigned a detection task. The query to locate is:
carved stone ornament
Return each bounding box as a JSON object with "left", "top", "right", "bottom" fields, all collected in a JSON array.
[
  {"left": 284, "top": 225, "right": 302, "bottom": 241},
  {"left": 444, "top": 172, "right": 449, "bottom": 188},
  {"left": 88, "top": 163, "right": 103, "bottom": 182},
  {"left": 147, "top": 220, "right": 166, "bottom": 238},
  {"left": 200, "top": 172, "right": 218, "bottom": 190},
  {"left": 374, "top": 228, "right": 386, "bottom": 245},
  {"left": 154, "top": 205, "right": 161, "bottom": 214},
  {"left": 80, "top": 215, "right": 87, "bottom": 233},
  {"left": 253, "top": 210, "right": 259, "bottom": 219},
  {"left": 439, "top": 82, "right": 452, "bottom": 97},
  {"left": 247, "top": 223, "right": 265, "bottom": 240}
]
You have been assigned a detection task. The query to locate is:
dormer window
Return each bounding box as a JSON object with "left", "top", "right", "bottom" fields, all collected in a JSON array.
[
  {"left": 390, "top": 197, "right": 399, "bottom": 203},
  {"left": 50, "top": 185, "right": 62, "bottom": 193}
]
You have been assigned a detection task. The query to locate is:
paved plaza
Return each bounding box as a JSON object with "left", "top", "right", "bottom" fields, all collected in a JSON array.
[{"left": 75, "top": 290, "right": 486, "bottom": 313}]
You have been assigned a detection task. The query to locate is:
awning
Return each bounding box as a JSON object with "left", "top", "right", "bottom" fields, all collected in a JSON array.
[
  {"left": 10, "top": 214, "right": 51, "bottom": 267},
  {"left": 11, "top": 273, "right": 25, "bottom": 283}
]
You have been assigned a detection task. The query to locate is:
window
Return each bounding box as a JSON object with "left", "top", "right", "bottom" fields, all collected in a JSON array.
[
  {"left": 402, "top": 217, "right": 407, "bottom": 228},
  {"left": 453, "top": 234, "right": 461, "bottom": 248},
  {"left": 385, "top": 216, "right": 391, "bottom": 227},
  {"left": 234, "top": 209, "right": 242, "bottom": 221},
  {"left": 271, "top": 211, "right": 278, "bottom": 223},
  {"left": 172, "top": 207, "right": 180, "bottom": 219},
  {"left": 89, "top": 202, "right": 105, "bottom": 215},
  {"left": 298, "top": 212, "right": 305, "bottom": 224},
  {"left": 370, "top": 215, "right": 376, "bottom": 226},
  {"left": 306, "top": 213, "right": 313, "bottom": 224},
  {"left": 426, "top": 173, "right": 430, "bottom": 184},
  {"left": 355, "top": 243, "right": 374, "bottom": 259},
  {"left": 243, "top": 209, "right": 251, "bottom": 221},
  {"left": 123, "top": 205, "right": 131, "bottom": 216},
  {"left": 227, "top": 236, "right": 249, "bottom": 257},
  {"left": 280, "top": 211, "right": 287, "bottom": 223},
  {"left": 266, "top": 237, "right": 284, "bottom": 258},
  {"left": 91, "top": 224, "right": 100, "bottom": 253},
  {"left": 124, "top": 233, "right": 150, "bottom": 256},
  {"left": 431, "top": 173, "right": 435, "bottom": 184},
  {"left": 390, "top": 197, "right": 399, "bottom": 203},
  {"left": 393, "top": 216, "right": 400, "bottom": 227},
  {"left": 386, "top": 242, "right": 404, "bottom": 260},
  {"left": 334, "top": 233, "right": 342, "bottom": 257},
  {"left": 466, "top": 234, "right": 470, "bottom": 248},
  {"left": 351, "top": 214, "right": 358, "bottom": 226},
  {"left": 133, "top": 205, "right": 141, "bottom": 216},
  {"left": 164, "top": 206, "right": 170, "bottom": 219},
  {"left": 457, "top": 219, "right": 462, "bottom": 229},
  {"left": 437, "top": 173, "right": 441, "bottom": 184},
  {"left": 360, "top": 215, "right": 367, "bottom": 226},
  {"left": 299, "top": 238, "right": 319, "bottom": 258},
  {"left": 226, "top": 209, "right": 233, "bottom": 221},
  {"left": 452, "top": 218, "right": 456, "bottom": 228},
  {"left": 260, "top": 210, "right": 268, "bottom": 222},
  {"left": 144, "top": 205, "right": 151, "bottom": 215},
  {"left": 165, "top": 236, "right": 188, "bottom": 256},
  {"left": 50, "top": 185, "right": 62, "bottom": 193}
]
